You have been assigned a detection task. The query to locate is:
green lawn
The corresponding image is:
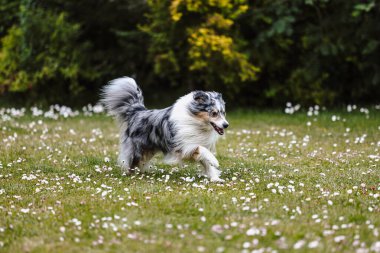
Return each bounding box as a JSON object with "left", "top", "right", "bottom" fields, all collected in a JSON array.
[{"left": 0, "top": 107, "right": 379, "bottom": 253}]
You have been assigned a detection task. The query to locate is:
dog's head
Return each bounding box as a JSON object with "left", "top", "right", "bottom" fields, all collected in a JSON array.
[{"left": 189, "top": 91, "right": 229, "bottom": 135}]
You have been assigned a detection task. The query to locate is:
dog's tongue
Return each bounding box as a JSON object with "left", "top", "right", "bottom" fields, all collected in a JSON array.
[{"left": 211, "top": 123, "right": 224, "bottom": 135}]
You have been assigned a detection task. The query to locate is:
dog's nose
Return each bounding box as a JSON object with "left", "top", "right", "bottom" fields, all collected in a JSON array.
[{"left": 223, "top": 122, "right": 229, "bottom": 129}]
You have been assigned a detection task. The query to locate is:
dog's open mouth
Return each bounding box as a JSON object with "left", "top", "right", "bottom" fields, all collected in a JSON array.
[{"left": 210, "top": 122, "right": 224, "bottom": 135}]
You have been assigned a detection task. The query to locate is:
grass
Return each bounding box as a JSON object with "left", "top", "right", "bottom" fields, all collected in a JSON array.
[{"left": 0, "top": 106, "right": 379, "bottom": 253}]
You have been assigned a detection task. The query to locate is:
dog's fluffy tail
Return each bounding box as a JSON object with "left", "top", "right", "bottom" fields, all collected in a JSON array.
[{"left": 101, "top": 77, "right": 145, "bottom": 122}]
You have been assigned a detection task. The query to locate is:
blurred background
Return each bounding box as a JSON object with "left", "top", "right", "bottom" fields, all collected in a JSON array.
[{"left": 0, "top": 0, "right": 379, "bottom": 108}]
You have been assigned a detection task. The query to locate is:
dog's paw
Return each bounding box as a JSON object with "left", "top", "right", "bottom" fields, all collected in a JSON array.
[
  {"left": 208, "top": 166, "right": 223, "bottom": 182},
  {"left": 210, "top": 177, "right": 225, "bottom": 183},
  {"left": 140, "top": 164, "right": 155, "bottom": 173}
]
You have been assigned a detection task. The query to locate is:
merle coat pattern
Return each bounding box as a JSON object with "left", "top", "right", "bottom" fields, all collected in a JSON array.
[{"left": 101, "top": 77, "right": 229, "bottom": 182}]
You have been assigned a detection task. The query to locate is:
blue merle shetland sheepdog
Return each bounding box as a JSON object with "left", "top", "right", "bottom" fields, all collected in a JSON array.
[{"left": 101, "top": 77, "right": 229, "bottom": 182}]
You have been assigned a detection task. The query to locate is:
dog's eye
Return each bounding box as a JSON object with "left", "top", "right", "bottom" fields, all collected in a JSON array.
[{"left": 211, "top": 111, "right": 218, "bottom": 117}]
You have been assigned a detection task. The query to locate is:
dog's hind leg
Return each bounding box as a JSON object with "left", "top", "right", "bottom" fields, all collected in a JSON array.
[
  {"left": 118, "top": 138, "right": 138, "bottom": 174},
  {"left": 191, "top": 146, "right": 224, "bottom": 182},
  {"left": 139, "top": 150, "right": 155, "bottom": 173},
  {"left": 163, "top": 151, "right": 183, "bottom": 167}
]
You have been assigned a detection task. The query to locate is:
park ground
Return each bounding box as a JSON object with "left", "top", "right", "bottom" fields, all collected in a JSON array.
[{"left": 0, "top": 105, "right": 379, "bottom": 253}]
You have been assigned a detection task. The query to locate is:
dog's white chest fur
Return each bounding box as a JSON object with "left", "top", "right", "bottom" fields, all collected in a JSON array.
[{"left": 170, "top": 94, "right": 220, "bottom": 155}]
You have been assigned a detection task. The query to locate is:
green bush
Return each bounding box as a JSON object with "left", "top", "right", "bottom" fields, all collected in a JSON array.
[{"left": 0, "top": 3, "right": 89, "bottom": 102}]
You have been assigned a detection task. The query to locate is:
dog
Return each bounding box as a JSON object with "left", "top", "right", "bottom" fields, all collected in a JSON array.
[{"left": 101, "top": 77, "right": 229, "bottom": 182}]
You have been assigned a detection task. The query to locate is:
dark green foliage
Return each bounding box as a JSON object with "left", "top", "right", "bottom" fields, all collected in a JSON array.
[
  {"left": 0, "top": 0, "right": 88, "bottom": 102},
  {"left": 0, "top": 0, "right": 149, "bottom": 105},
  {"left": 239, "top": 0, "right": 380, "bottom": 106},
  {"left": 0, "top": 0, "right": 379, "bottom": 106},
  {"left": 0, "top": 0, "right": 19, "bottom": 36}
]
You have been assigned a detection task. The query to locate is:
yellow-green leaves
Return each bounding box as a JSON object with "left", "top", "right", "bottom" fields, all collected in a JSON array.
[
  {"left": 188, "top": 27, "right": 258, "bottom": 83},
  {"left": 146, "top": 0, "right": 259, "bottom": 91}
]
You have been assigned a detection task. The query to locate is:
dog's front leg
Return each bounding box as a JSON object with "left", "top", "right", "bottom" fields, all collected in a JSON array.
[
  {"left": 192, "top": 146, "right": 224, "bottom": 182},
  {"left": 210, "top": 143, "right": 217, "bottom": 156}
]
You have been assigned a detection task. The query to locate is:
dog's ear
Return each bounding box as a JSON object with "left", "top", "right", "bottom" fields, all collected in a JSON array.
[
  {"left": 193, "top": 91, "right": 209, "bottom": 104},
  {"left": 217, "top": 92, "right": 226, "bottom": 104}
]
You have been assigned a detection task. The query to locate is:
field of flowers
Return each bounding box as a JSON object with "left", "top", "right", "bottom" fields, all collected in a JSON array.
[{"left": 0, "top": 104, "right": 379, "bottom": 253}]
